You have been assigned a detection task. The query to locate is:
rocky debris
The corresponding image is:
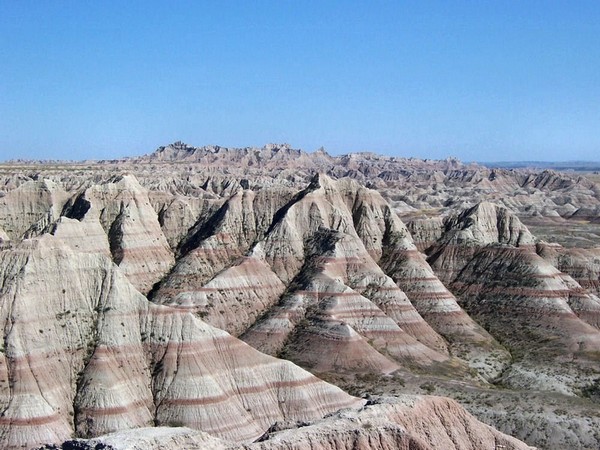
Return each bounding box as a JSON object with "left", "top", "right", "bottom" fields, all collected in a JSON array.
[
  {"left": 463, "top": 390, "right": 600, "bottom": 450},
  {"left": 36, "top": 396, "right": 534, "bottom": 450},
  {"left": 35, "top": 426, "right": 228, "bottom": 450}
]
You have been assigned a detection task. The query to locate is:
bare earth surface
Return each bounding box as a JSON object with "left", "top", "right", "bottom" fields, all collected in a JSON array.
[{"left": 2, "top": 142, "right": 600, "bottom": 449}]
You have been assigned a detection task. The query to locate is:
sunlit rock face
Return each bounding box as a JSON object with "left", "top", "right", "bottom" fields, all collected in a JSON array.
[
  {"left": 2, "top": 145, "right": 600, "bottom": 450},
  {"left": 152, "top": 173, "right": 459, "bottom": 376},
  {"left": 60, "top": 175, "right": 176, "bottom": 294},
  {"left": 422, "top": 201, "right": 600, "bottom": 393},
  {"left": 0, "top": 179, "right": 70, "bottom": 240},
  {"left": 0, "top": 236, "right": 360, "bottom": 449},
  {"left": 43, "top": 396, "right": 534, "bottom": 450}
]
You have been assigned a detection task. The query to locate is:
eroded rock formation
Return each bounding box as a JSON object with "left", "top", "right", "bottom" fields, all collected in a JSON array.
[
  {"left": 2, "top": 143, "right": 600, "bottom": 449},
  {"left": 0, "top": 236, "right": 360, "bottom": 449},
  {"left": 39, "top": 396, "right": 534, "bottom": 450}
]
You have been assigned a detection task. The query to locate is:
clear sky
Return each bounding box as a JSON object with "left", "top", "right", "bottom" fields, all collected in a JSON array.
[{"left": 1, "top": 1, "right": 599, "bottom": 162}]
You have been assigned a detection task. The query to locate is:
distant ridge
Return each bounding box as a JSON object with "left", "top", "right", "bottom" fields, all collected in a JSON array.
[
  {"left": 131, "top": 141, "right": 476, "bottom": 173},
  {"left": 481, "top": 160, "right": 600, "bottom": 171}
]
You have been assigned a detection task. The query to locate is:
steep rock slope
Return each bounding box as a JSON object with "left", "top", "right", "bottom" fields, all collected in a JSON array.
[
  {"left": 155, "top": 175, "right": 456, "bottom": 375},
  {"left": 0, "top": 235, "right": 360, "bottom": 449},
  {"left": 0, "top": 179, "right": 69, "bottom": 240},
  {"left": 452, "top": 245, "right": 600, "bottom": 393},
  {"left": 154, "top": 194, "right": 222, "bottom": 250},
  {"left": 243, "top": 231, "right": 445, "bottom": 374},
  {"left": 426, "top": 202, "right": 600, "bottom": 393},
  {"left": 59, "top": 175, "right": 175, "bottom": 294},
  {"left": 427, "top": 202, "right": 535, "bottom": 284},
  {"left": 537, "top": 242, "right": 600, "bottom": 297},
  {"left": 338, "top": 185, "right": 505, "bottom": 378},
  {"left": 151, "top": 188, "right": 294, "bottom": 335}
]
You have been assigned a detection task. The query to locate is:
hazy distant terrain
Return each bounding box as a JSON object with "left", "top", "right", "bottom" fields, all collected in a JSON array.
[{"left": 481, "top": 160, "right": 600, "bottom": 172}]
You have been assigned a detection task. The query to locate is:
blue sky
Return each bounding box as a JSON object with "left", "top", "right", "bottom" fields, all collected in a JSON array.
[{"left": 1, "top": 1, "right": 599, "bottom": 161}]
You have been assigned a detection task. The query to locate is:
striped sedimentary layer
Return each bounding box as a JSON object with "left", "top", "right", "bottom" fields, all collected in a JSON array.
[
  {"left": 418, "top": 202, "right": 600, "bottom": 392},
  {"left": 0, "top": 236, "right": 361, "bottom": 449},
  {"left": 337, "top": 185, "right": 508, "bottom": 378},
  {"left": 381, "top": 246, "right": 510, "bottom": 379},
  {"left": 426, "top": 202, "right": 536, "bottom": 284},
  {"left": 0, "top": 175, "right": 176, "bottom": 295},
  {"left": 452, "top": 246, "right": 600, "bottom": 351},
  {"left": 243, "top": 228, "right": 454, "bottom": 375},
  {"left": 59, "top": 175, "right": 176, "bottom": 294},
  {"left": 450, "top": 245, "right": 600, "bottom": 393},
  {"left": 155, "top": 174, "right": 459, "bottom": 375},
  {"left": 150, "top": 187, "right": 295, "bottom": 335},
  {"left": 155, "top": 254, "right": 286, "bottom": 336},
  {"left": 537, "top": 241, "right": 600, "bottom": 297},
  {"left": 2, "top": 166, "right": 600, "bottom": 447},
  {"left": 249, "top": 395, "right": 534, "bottom": 450}
]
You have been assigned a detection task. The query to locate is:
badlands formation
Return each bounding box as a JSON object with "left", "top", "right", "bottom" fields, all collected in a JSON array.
[{"left": 1, "top": 142, "right": 600, "bottom": 449}]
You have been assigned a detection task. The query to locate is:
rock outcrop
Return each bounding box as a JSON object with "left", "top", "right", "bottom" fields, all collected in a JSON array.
[
  {"left": 155, "top": 174, "right": 456, "bottom": 375},
  {"left": 422, "top": 202, "right": 600, "bottom": 393},
  {"left": 47, "top": 396, "right": 534, "bottom": 450},
  {"left": 0, "top": 235, "right": 360, "bottom": 449},
  {"left": 0, "top": 179, "right": 69, "bottom": 240},
  {"left": 61, "top": 175, "right": 175, "bottom": 294},
  {"left": 251, "top": 396, "right": 534, "bottom": 450},
  {"left": 2, "top": 143, "right": 600, "bottom": 450}
]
